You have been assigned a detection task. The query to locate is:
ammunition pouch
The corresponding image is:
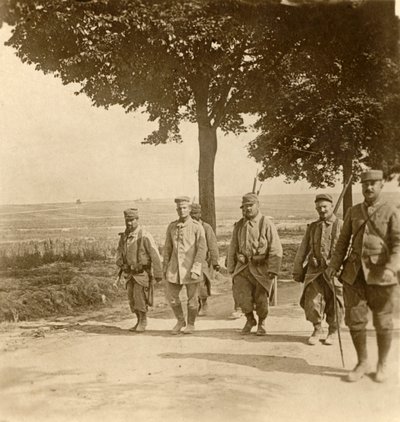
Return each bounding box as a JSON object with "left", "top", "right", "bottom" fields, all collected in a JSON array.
[
  {"left": 130, "top": 264, "right": 151, "bottom": 275},
  {"left": 251, "top": 255, "right": 266, "bottom": 266}
]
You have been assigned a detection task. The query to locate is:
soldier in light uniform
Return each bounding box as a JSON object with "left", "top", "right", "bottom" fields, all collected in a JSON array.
[
  {"left": 327, "top": 170, "right": 400, "bottom": 383},
  {"left": 190, "top": 203, "right": 220, "bottom": 316},
  {"left": 227, "top": 193, "right": 283, "bottom": 335},
  {"left": 163, "top": 197, "right": 207, "bottom": 334},
  {"left": 116, "top": 208, "right": 163, "bottom": 332},
  {"left": 293, "top": 194, "right": 344, "bottom": 345}
]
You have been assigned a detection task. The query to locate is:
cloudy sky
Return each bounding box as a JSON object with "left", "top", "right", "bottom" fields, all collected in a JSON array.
[{"left": 0, "top": 19, "right": 398, "bottom": 205}]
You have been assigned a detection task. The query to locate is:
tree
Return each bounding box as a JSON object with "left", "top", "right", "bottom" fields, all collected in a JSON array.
[
  {"left": 247, "top": 1, "right": 400, "bottom": 214},
  {"left": 1, "top": 0, "right": 302, "bottom": 231}
]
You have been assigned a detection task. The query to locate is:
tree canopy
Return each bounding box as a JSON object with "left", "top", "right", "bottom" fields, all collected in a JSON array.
[
  {"left": 247, "top": 1, "right": 399, "bottom": 211},
  {"left": 1, "top": 0, "right": 397, "bottom": 222}
]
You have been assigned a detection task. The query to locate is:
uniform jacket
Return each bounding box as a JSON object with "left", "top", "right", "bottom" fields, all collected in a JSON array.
[
  {"left": 227, "top": 212, "right": 283, "bottom": 292},
  {"left": 202, "top": 220, "right": 219, "bottom": 285},
  {"left": 116, "top": 225, "right": 163, "bottom": 287},
  {"left": 163, "top": 217, "right": 207, "bottom": 284},
  {"left": 329, "top": 200, "right": 400, "bottom": 286},
  {"left": 293, "top": 215, "right": 343, "bottom": 288}
]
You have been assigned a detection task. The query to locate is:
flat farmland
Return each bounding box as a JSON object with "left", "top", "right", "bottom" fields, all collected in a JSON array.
[{"left": 1, "top": 192, "right": 399, "bottom": 244}]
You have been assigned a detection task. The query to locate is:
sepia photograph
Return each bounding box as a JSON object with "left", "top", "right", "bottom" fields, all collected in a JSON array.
[{"left": 0, "top": 0, "right": 399, "bottom": 421}]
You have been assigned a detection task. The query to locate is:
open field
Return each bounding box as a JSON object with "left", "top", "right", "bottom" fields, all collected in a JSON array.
[{"left": 2, "top": 192, "right": 399, "bottom": 243}]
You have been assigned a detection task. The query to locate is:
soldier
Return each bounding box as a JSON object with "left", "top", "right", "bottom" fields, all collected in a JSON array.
[
  {"left": 116, "top": 208, "right": 163, "bottom": 332},
  {"left": 326, "top": 170, "right": 400, "bottom": 383},
  {"left": 190, "top": 203, "right": 220, "bottom": 316},
  {"left": 163, "top": 196, "right": 207, "bottom": 334},
  {"left": 227, "top": 193, "right": 283, "bottom": 335},
  {"left": 293, "top": 194, "right": 344, "bottom": 346}
]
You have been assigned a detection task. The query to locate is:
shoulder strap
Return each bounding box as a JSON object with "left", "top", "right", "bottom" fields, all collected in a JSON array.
[
  {"left": 136, "top": 228, "right": 143, "bottom": 263},
  {"left": 308, "top": 221, "right": 318, "bottom": 258},
  {"left": 255, "top": 216, "right": 267, "bottom": 254},
  {"left": 350, "top": 203, "right": 386, "bottom": 250},
  {"left": 328, "top": 218, "right": 340, "bottom": 259},
  {"left": 360, "top": 203, "right": 388, "bottom": 246}
]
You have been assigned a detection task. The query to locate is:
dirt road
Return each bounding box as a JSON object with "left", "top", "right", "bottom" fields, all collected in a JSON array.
[{"left": 1, "top": 281, "right": 399, "bottom": 422}]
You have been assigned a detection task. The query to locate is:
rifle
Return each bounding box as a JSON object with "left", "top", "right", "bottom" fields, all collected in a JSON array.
[
  {"left": 329, "top": 174, "right": 353, "bottom": 368},
  {"left": 113, "top": 268, "right": 124, "bottom": 289}
]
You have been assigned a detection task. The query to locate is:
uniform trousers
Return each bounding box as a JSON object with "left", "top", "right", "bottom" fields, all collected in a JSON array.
[
  {"left": 303, "top": 275, "right": 343, "bottom": 329},
  {"left": 343, "top": 270, "right": 397, "bottom": 333},
  {"left": 233, "top": 266, "right": 269, "bottom": 319},
  {"left": 126, "top": 279, "right": 147, "bottom": 313},
  {"left": 166, "top": 282, "right": 200, "bottom": 311}
]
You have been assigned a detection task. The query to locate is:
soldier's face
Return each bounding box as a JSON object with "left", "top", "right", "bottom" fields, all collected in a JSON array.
[
  {"left": 362, "top": 180, "right": 383, "bottom": 203},
  {"left": 315, "top": 200, "right": 334, "bottom": 221},
  {"left": 125, "top": 217, "right": 139, "bottom": 232},
  {"left": 177, "top": 203, "right": 190, "bottom": 219},
  {"left": 242, "top": 202, "right": 259, "bottom": 219},
  {"left": 190, "top": 211, "right": 201, "bottom": 221}
]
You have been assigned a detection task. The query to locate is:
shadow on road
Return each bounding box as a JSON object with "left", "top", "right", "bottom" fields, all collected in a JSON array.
[
  {"left": 159, "top": 352, "right": 346, "bottom": 378},
  {"left": 59, "top": 323, "right": 313, "bottom": 343}
]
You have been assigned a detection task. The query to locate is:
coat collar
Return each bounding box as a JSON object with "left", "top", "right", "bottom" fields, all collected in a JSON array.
[
  {"left": 244, "top": 212, "right": 262, "bottom": 227},
  {"left": 177, "top": 216, "right": 193, "bottom": 228}
]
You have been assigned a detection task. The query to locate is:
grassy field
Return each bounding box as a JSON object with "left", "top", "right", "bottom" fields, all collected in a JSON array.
[{"left": 0, "top": 192, "right": 398, "bottom": 321}]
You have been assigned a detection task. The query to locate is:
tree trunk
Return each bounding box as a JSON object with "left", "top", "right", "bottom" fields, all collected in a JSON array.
[
  {"left": 198, "top": 124, "right": 217, "bottom": 232},
  {"left": 342, "top": 156, "right": 353, "bottom": 216}
]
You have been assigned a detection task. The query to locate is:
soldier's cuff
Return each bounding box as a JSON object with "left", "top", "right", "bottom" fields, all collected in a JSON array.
[
  {"left": 384, "top": 265, "right": 397, "bottom": 275},
  {"left": 191, "top": 262, "right": 202, "bottom": 276}
]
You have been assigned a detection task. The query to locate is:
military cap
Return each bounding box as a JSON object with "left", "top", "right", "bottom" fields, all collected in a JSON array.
[
  {"left": 315, "top": 193, "right": 333, "bottom": 203},
  {"left": 174, "top": 196, "right": 191, "bottom": 204},
  {"left": 190, "top": 203, "right": 202, "bottom": 214},
  {"left": 240, "top": 192, "right": 259, "bottom": 208},
  {"left": 360, "top": 169, "right": 383, "bottom": 182},
  {"left": 123, "top": 208, "right": 139, "bottom": 219}
]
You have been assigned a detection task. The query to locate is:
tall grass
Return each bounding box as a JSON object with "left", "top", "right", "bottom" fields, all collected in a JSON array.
[{"left": 0, "top": 238, "right": 116, "bottom": 269}]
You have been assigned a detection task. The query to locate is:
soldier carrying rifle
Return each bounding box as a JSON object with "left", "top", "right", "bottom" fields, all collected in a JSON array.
[
  {"left": 116, "top": 208, "right": 163, "bottom": 332},
  {"left": 326, "top": 170, "right": 400, "bottom": 383},
  {"left": 227, "top": 193, "right": 282, "bottom": 335},
  {"left": 293, "top": 194, "right": 344, "bottom": 346}
]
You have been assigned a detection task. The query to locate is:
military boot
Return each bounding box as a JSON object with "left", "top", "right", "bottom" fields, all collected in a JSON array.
[
  {"left": 308, "top": 324, "right": 323, "bottom": 345},
  {"left": 256, "top": 318, "right": 267, "bottom": 336},
  {"left": 128, "top": 311, "right": 140, "bottom": 332},
  {"left": 375, "top": 331, "right": 392, "bottom": 383},
  {"left": 242, "top": 312, "right": 257, "bottom": 334},
  {"left": 347, "top": 330, "right": 369, "bottom": 382},
  {"left": 171, "top": 305, "right": 186, "bottom": 335},
  {"left": 324, "top": 327, "right": 337, "bottom": 346},
  {"left": 135, "top": 311, "right": 147, "bottom": 333},
  {"left": 198, "top": 299, "right": 209, "bottom": 317},
  {"left": 183, "top": 306, "right": 197, "bottom": 334}
]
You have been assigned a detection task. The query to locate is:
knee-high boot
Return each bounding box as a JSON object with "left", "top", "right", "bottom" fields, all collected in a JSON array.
[
  {"left": 375, "top": 331, "right": 392, "bottom": 383},
  {"left": 347, "top": 330, "right": 369, "bottom": 382}
]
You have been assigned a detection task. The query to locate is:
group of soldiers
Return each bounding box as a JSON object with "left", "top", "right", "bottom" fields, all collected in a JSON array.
[{"left": 116, "top": 169, "right": 400, "bottom": 383}]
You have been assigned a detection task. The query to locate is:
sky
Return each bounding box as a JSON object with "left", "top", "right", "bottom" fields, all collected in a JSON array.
[{"left": 0, "top": 12, "right": 399, "bottom": 205}]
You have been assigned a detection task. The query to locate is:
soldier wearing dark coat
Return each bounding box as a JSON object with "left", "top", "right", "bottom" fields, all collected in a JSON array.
[
  {"left": 116, "top": 208, "right": 163, "bottom": 332},
  {"left": 227, "top": 193, "right": 283, "bottom": 335},
  {"left": 293, "top": 194, "right": 344, "bottom": 346},
  {"left": 190, "top": 203, "right": 220, "bottom": 316},
  {"left": 327, "top": 170, "right": 400, "bottom": 383}
]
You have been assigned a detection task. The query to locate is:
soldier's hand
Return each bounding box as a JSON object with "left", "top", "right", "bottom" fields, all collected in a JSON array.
[
  {"left": 213, "top": 264, "right": 220, "bottom": 272},
  {"left": 190, "top": 272, "right": 200, "bottom": 281},
  {"left": 122, "top": 264, "right": 130, "bottom": 272},
  {"left": 382, "top": 269, "right": 395, "bottom": 284}
]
